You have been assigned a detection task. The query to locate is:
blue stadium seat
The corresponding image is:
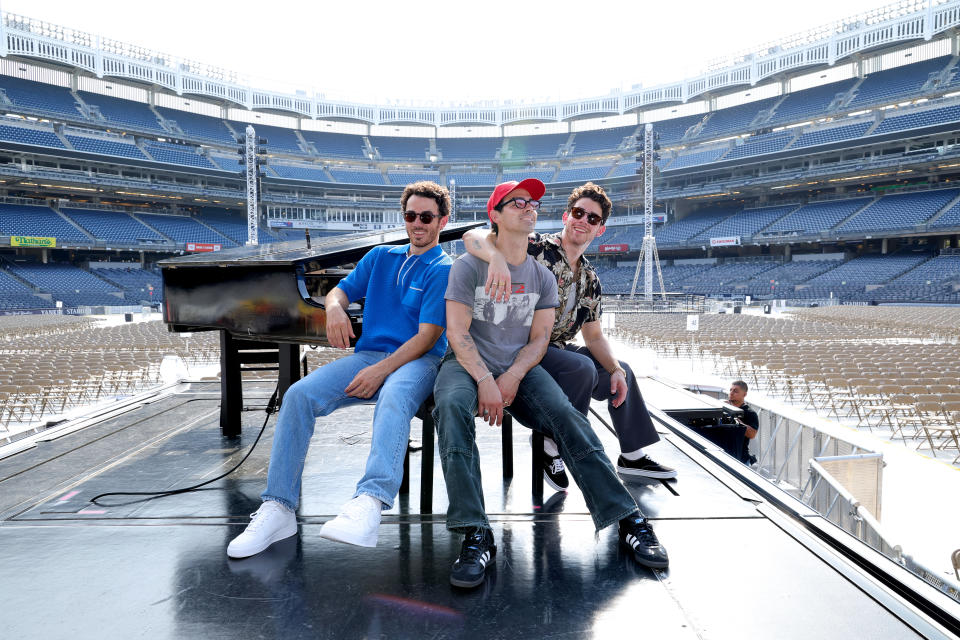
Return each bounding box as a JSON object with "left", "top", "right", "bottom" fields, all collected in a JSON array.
[
  {"left": 230, "top": 122, "right": 304, "bottom": 155},
  {"left": 872, "top": 103, "right": 960, "bottom": 136},
  {"left": 300, "top": 130, "right": 367, "bottom": 159},
  {"left": 271, "top": 164, "right": 332, "bottom": 181},
  {"left": 554, "top": 165, "right": 611, "bottom": 183},
  {"left": 77, "top": 91, "right": 165, "bottom": 133},
  {"left": 437, "top": 137, "right": 502, "bottom": 161},
  {"left": 763, "top": 197, "right": 874, "bottom": 235},
  {"left": 507, "top": 134, "right": 567, "bottom": 160},
  {"left": 696, "top": 97, "right": 779, "bottom": 140},
  {"left": 848, "top": 56, "right": 952, "bottom": 108},
  {"left": 143, "top": 140, "right": 216, "bottom": 168},
  {"left": 387, "top": 171, "right": 442, "bottom": 186},
  {"left": 501, "top": 169, "right": 555, "bottom": 183},
  {"left": 767, "top": 78, "right": 857, "bottom": 125},
  {"left": 328, "top": 169, "right": 386, "bottom": 185},
  {"left": 136, "top": 213, "right": 236, "bottom": 246},
  {"left": 60, "top": 208, "right": 165, "bottom": 244},
  {"left": 155, "top": 107, "right": 236, "bottom": 144},
  {"left": 654, "top": 207, "right": 738, "bottom": 245},
  {"left": 0, "top": 76, "right": 83, "bottom": 120},
  {"left": 790, "top": 121, "right": 872, "bottom": 149},
  {"left": 665, "top": 146, "right": 728, "bottom": 169},
  {"left": 0, "top": 123, "right": 66, "bottom": 149},
  {"left": 64, "top": 134, "right": 147, "bottom": 160},
  {"left": 724, "top": 131, "right": 793, "bottom": 160},
  {"left": 446, "top": 173, "right": 498, "bottom": 187},
  {"left": 837, "top": 189, "right": 959, "bottom": 233},
  {"left": 0, "top": 203, "right": 90, "bottom": 243},
  {"left": 369, "top": 136, "right": 430, "bottom": 161},
  {"left": 689, "top": 205, "right": 798, "bottom": 242},
  {"left": 571, "top": 126, "right": 636, "bottom": 155}
]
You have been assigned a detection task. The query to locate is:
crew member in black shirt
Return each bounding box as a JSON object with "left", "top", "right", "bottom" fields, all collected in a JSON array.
[{"left": 728, "top": 380, "right": 759, "bottom": 464}]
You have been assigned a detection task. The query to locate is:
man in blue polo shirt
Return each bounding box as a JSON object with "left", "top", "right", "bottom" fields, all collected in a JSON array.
[{"left": 228, "top": 181, "right": 453, "bottom": 559}]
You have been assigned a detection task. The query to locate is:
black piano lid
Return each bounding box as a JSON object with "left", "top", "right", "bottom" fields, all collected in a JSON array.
[{"left": 157, "top": 222, "right": 486, "bottom": 269}]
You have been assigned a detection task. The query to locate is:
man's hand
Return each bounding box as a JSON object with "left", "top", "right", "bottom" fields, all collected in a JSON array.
[
  {"left": 483, "top": 253, "right": 513, "bottom": 302},
  {"left": 610, "top": 369, "right": 628, "bottom": 408},
  {"left": 325, "top": 302, "right": 355, "bottom": 349},
  {"left": 345, "top": 364, "right": 386, "bottom": 399},
  {"left": 495, "top": 371, "right": 520, "bottom": 408},
  {"left": 477, "top": 377, "right": 505, "bottom": 426}
]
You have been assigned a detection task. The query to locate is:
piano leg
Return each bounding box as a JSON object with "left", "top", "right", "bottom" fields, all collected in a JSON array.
[{"left": 277, "top": 343, "right": 300, "bottom": 406}]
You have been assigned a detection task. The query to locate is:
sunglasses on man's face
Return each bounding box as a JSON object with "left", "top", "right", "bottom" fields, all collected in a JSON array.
[
  {"left": 403, "top": 211, "right": 441, "bottom": 224},
  {"left": 569, "top": 206, "right": 604, "bottom": 226}
]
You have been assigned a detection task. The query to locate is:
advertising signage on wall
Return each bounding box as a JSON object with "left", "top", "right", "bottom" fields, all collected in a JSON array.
[{"left": 11, "top": 236, "right": 57, "bottom": 248}]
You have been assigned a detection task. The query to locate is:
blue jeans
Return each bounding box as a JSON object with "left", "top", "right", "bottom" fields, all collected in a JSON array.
[
  {"left": 434, "top": 356, "right": 640, "bottom": 533},
  {"left": 262, "top": 350, "right": 440, "bottom": 510}
]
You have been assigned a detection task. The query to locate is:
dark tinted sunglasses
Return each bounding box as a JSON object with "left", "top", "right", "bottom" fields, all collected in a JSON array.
[
  {"left": 569, "top": 206, "right": 604, "bottom": 226},
  {"left": 497, "top": 197, "right": 541, "bottom": 211},
  {"left": 403, "top": 211, "right": 442, "bottom": 224}
]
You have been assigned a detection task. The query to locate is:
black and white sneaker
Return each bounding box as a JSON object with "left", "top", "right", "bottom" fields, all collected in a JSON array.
[
  {"left": 542, "top": 455, "right": 570, "bottom": 492},
  {"left": 619, "top": 515, "right": 669, "bottom": 569},
  {"left": 450, "top": 528, "right": 497, "bottom": 588},
  {"left": 617, "top": 454, "right": 677, "bottom": 479}
]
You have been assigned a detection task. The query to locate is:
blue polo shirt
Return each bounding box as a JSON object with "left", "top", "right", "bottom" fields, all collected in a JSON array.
[{"left": 336, "top": 243, "right": 452, "bottom": 358}]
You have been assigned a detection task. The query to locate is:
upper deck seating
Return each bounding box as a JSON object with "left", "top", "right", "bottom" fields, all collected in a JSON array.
[
  {"left": 609, "top": 162, "right": 638, "bottom": 178},
  {"left": 501, "top": 169, "right": 555, "bottom": 183},
  {"left": 848, "top": 56, "right": 952, "bottom": 108},
  {"left": 387, "top": 171, "right": 442, "bottom": 186},
  {"left": 690, "top": 205, "right": 798, "bottom": 242},
  {"left": 836, "top": 189, "right": 959, "bottom": 233},
  {"left": 0, "top": 203, "right": 90, "bottom": 242},
  {"left": 299, "top": 130, "right": 367, "bottom": 159},
  {"left": 445, "top": 173, "right": 497, "bottom": 186},
  {"left": 0, "top": 123, "right": 65, "bottom": 149},
  {"left": 155, "top": 107, "right": 236, "bottom": 144},
  {"left": 654, "top": 207, "right": 738, "bottom": 245},
  {"left": 77, "top": 91, "right": 165, "bottom": 133},
  {"left": 872, "top": 103, "right": 960, "bottom": 136},
  {"left": 762, "top": 197, "right": 874, "bottom": 235},
  {"left": 229, "top": 123, "right": 304, "bottom": 155},
  {"left": 196, "top": 209, "right": 260, "bottom": 245},
  {"left": 554, "top": 165, "right": 611, "bottom": 183},
  {"left": 666, "top": 147, "right": 728, "bottom": 169},
  {"left": 60, "top": 208, "right": 165, "bottom": 244},
  {"left": 271, "top": 164, "right": 331, "bottom": 182},
  {"left": 64, "top": 134, "right": 148, "bottom": 160},
  {"left": 369, "top": 136, "right": 430, "bottom": 161},
  {"left": 571, "top": 126, "right": 635, "bottom": 155},
  {"left": 647, "top": 114, "right": 705, "bottom": 146},
  {"left": 507, "top": 134, "right": 567, "bottom": 160},
  {"left": 929, "top": 199, "right": 960, "bottom": 229},
  {"left": 0, "top": 76, "right": 83, "bottom": 120},
  {"left": 724, "top": 131, "right": 793, "bottom": 161},
  {"left": 143, "top": 140, "right": 216, "bottom": 169},
  {"left": 790, "top": 121, "right": 872, "bottom": 149},
  {"left": 437, "top": 137, "right": 502, "bottom": 161},
  {"left": 136, "top": 213, "right": 235, "bottom": 246},
  {"left": 696, "top": 97, "right": 779, "bottom": 140},
  {"left": 767, "top": 78, "right": 857, "bottom": 125},
  {"left": 806, "top": 254, "right": 928, "bottom": 285},
  {"left": 328, "top": 169, "right": 385, "bottom": 185}
]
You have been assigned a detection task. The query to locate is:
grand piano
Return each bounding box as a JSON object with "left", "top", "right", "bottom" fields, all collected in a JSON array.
[{"left": 159, "top": 223, "right": 483, "bottom": 436}]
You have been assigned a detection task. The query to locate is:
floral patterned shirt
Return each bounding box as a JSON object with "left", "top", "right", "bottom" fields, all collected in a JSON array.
[{"left": 527, "top": 232, "right": 602, "bottom": 347}]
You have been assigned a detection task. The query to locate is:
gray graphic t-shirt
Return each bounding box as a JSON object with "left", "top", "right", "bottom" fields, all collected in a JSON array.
[{"left": 445, "top": 253, "right": 559, "bottom": 374}]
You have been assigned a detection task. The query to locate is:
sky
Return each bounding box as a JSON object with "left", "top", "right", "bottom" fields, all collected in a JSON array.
[{"left": 2, "top": 0, "right": 897, "bottom": 106}]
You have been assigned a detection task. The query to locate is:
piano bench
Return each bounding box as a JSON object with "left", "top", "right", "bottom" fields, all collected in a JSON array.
[{"left": 400, "top": 396, "right": 546, "bottom": 514}]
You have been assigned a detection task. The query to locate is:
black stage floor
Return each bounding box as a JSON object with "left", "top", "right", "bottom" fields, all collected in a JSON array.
[{"left": 0, "top": 381, "right": 952, "bottom": 639}]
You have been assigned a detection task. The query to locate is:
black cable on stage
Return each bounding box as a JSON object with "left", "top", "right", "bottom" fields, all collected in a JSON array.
[{"left": 88, "top": 383, "right": 280, "bottom": 504}]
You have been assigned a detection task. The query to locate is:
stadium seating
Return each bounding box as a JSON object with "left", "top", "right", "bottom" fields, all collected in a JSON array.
[
  {"left": 300, "top": 130, "right": 367, "bottom": 159},
  {"left": 271, "top": 164, "right": 332, "bottom": 181},
  {"left": 135, "top": 213, "right": 235, "bottom": 246},
  {"left": 154, "top": 107, "right": 236, "bottom": 144},
  {"left": 689, "top": 204, "right": 798, "bottom": 242},
  {"left": 837, "top": 189, "right": 959, "bottom": 233},
  {"left": 762, "top": 197, "right": 874, "bottom": 235},
  {"left": 95, "top": 267, "right": 164, "bottom": 305},
  {"left": 210, "top": 154, "right": 245, "bottom": 173},
  {"left": 571, "top": 126, "right": 636, "bottom": 155},
  {"left": 930, "top": 199, "right": 960, "bottom": 229},
  {"left": 790, "top": 121, "right": 873, "bottom": 149},
  {"left": 554, "top": 165, "right": 611, "bottom": 183},
  {"left": 848, "top": 56, "right": 952, "bottom": 108},
  {"left": 723, "top": 131, "right": 794, "bottom": 161},
  {"left": 230, "top": 122, "right": 304, "bottom": 155},
  {"left": 872, "top": 102, "right": 960, "bottom": 136},
  {"left": 64, "top": 134, "right": 148, "bottom": 160},
  {"left": 609, "top": 162, "right": 638, "bottom": 178},
  {"left": 767, "top": 78, "right": 858, "bottom": 125},
  {"left": 0, "top": 123, "right": 66, "bottom": 149},
  {"left": 60, "top": 208, "right": 166, "bottom": 244},
  {"left": 654, "top": 207, "right": 738, "bottom": 245},
  {"left": 695, "top": 97, "right": 779, "bottom": 140},
  {"left": 648, "top": 114, "right": 704, "bottom": 146},
  {"left": 887, "top": 254, "right": 960, "bottom": 284},
  {"left": 9, "top": 263, "right": 123, "bottom": 299},
  {"left": 192, "top": 209, "right": 258, "bottom": 246},
  {"left": 806, "top": 254, "right": 928, "bottom": 285},
  {"left": 76, "top": 91, "right": 165, "bottom": 133},
  {"left": 369, "top": 136, "right": 430, "bottom": 161},
  {"left": 328, "top": 168, "right": 386, "bottom": 185},
  {"left": 506, "top": 134, "right": 568, "bottom": 160},
  {"left": 446, "top": 172, "right": 497, "bottom": 186},
  {"left": 502, "top": 169, "right": 555, "bottom": 183},
  {"left": 0, "top": 76, "right": 83, "bottom": 120},
  {"left": 386, "top": 171, "right": 442, "bottom": 186},
  {"left": 437, "top": 137, "right": 502, "bottom": 161},
  {"left": 0, "top": 203, "right": 90, "bottom": 243},
  {"left": 665, "top": 146, "right": 729, "bottom": 169},
  {"left": 142, "top": 140, "right": 216, "bottom": 169}
]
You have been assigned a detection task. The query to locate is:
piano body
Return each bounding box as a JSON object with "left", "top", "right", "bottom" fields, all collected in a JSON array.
[{"left": 159, "top": 223, "right": 483, "bottom": 435}]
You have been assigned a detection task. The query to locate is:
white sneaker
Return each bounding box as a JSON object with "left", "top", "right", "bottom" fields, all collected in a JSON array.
[
  {"left": 227, "top": 501, "right": 298, "bottom": 559},
  {"left": 319, "top": 495, "right": 382, "bottom": 547}
]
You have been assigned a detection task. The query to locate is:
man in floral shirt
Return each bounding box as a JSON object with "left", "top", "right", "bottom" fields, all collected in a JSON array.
[{"left": 463, "top": 182, "right": 676, "bottom": 489}]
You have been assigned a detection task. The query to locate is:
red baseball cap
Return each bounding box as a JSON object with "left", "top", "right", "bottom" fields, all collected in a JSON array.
[{"left": 486, "top": 178, "right": 546, "bottom": 219}]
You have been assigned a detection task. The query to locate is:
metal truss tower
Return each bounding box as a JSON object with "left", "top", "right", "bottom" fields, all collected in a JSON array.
[
  {"left": 244, "top": 125, "right": 259, "bottom": 246},
  {"left": 630, "top": 123, "right": 666, "bottom": 300}
]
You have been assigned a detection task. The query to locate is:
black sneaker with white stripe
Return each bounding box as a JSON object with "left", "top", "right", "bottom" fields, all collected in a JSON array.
[
  {"left": 617, "top": 454, "right": 677, "bottom": 479},
  {"left": 450, "top": 528, "right": 497, "bottom": 588},
  {"left": 619, "top": 514, "right": 669, "bottom": 569},
  {"left": 542, "top": 454, "right": 569, "bottom": 492}
]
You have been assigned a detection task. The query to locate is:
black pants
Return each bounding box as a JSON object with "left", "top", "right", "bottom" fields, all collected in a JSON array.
[{"left": 539, "top": 344, "right": 660, "bottom": 453}]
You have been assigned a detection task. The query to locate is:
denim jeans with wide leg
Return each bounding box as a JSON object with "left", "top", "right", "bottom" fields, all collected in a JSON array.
[
  {"left": 434, "top": 355, "right": 640, "bottom": 534},
  {"left": 262, "top": 350, "right": 440, "bottom": 511}
]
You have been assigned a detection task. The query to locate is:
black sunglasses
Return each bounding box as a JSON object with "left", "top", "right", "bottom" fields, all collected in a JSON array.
[
  {"left": 569, "top": 206, "right": 604, "bottom": 226},
  {"left": 497, "top": 197, "right": 541, "bottom": 211},
  {"left": 403, "top": 211, "right": 442, "bottom": 224}
]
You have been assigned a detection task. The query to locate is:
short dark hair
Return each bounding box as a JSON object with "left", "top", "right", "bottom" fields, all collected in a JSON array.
[
  {"left": 567, "top": 182, "right": 612, "bottom": 222},
  {"left": 401, "top": 181, "right": 451, "bottom": 218},
  {"left": 732, "top": 380, "right": 748, "bottom": 393}
]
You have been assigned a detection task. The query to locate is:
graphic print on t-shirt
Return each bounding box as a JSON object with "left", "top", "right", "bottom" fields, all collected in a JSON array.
[{"left": 472, "top": 286, "right": 539, "bottom": 327}]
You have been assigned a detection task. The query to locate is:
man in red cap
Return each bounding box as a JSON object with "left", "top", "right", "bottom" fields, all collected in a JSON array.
[
  {"left": 463, "top": 182, "right": 676, "bottom": 490},
  {"left": 433, "top": 178, "right": 669, "bottom": 589}
]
